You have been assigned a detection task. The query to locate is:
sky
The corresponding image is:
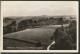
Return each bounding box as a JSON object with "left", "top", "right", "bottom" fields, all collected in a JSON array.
[{"left": 1, "top": 1, "right": 78, "bottom": 17}]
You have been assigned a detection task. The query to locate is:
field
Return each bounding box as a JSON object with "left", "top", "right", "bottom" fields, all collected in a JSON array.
[
  {"left": 3, "top": 24, "right": 69, "bottom": 50},
  {"left": 4, "top": 25, "right": 58, "bottom": 46}
]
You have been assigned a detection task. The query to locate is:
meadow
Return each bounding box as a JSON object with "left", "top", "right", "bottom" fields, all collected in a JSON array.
[{"left": 4, "top": 25, "right": 58, "bottom": 46}]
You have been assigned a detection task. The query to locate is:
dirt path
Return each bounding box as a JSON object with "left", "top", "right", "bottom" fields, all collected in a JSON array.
[{"left": 47, "top": 41, "right": 55, "bottom": 50}]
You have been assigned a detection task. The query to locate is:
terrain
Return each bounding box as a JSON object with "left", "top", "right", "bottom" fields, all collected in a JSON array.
[{"left": 3, "top": 15, "right": 77, "bottom": 50}]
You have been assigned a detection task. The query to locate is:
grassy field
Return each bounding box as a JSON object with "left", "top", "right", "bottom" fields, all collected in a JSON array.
[
  {"left": 4, "top": 25, "right": 62, "bottom": 45},
  {"left": 4, "top": 28, "right": 55, "bottom": 46},
  {"left": 3, "top": 24, "right": 69, "bottom": 50}
]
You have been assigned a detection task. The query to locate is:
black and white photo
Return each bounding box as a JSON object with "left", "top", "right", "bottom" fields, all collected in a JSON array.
[{"left": 1, "top": 1, "right": 79, "bottom": 52}]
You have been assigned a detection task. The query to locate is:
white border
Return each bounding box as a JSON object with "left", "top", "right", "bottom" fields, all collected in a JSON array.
[{"left": 1, "top": 1, "right": 79, "bottom": 53}]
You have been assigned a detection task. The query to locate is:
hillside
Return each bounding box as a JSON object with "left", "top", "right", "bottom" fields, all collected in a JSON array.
[{"left": 4, "top": 27, "right": 56, "bottom": 46}]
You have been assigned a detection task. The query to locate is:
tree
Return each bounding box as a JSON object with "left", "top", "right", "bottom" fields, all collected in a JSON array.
[
  {"left": 10, "top": 21, "right": 18, "bottom": 32},
  {"left": 51, "top": 26, "right": 66, "bottom": 42},
  {"left": 67, "top": 20, "right": 76, "bottom": 44},
  {"left": 58, "top": 17, "right": 64, "bottom": 25},
  {"left": 50, "top": 25, "right": 74, "bottom": 50},
  {"left": 50, "top": 35, "right": 73, "bottom": 50},
  {"left": 50, "top": 20, "right": 77, "bottom": 50}
]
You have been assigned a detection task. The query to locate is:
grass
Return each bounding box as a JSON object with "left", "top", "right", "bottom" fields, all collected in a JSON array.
[
  {"left": 4, "top": 27, "right": 56, "bottom": 46},
  {"left": 3, "top": 24, "right": 68, "bottom": 50}
]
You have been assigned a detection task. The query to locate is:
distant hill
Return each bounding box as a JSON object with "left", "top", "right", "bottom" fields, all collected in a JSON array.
[{"left": 3, "top": 15, "right": 76, "bottom": 29}]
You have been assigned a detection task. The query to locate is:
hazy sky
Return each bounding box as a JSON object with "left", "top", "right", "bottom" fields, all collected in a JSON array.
[{"left": 1, "top": 1, "right": 78, "bottom": 16}]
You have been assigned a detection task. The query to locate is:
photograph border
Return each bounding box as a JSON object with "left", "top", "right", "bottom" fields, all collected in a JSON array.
[{"left": 0, "top": 0, "right": 79, "bottom": 54}]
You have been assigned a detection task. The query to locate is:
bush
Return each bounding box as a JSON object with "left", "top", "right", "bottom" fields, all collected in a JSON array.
[
  {"left": 50, "top": 35, "right": 73, "bottom": 50},
  {"left": 50, "top": 20, "right": 77, "bottom": 50}
]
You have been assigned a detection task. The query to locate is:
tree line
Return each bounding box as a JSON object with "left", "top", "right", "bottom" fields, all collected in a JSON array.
[{"left": 3, "top": 17, "right": 70, "bottom": 34}]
